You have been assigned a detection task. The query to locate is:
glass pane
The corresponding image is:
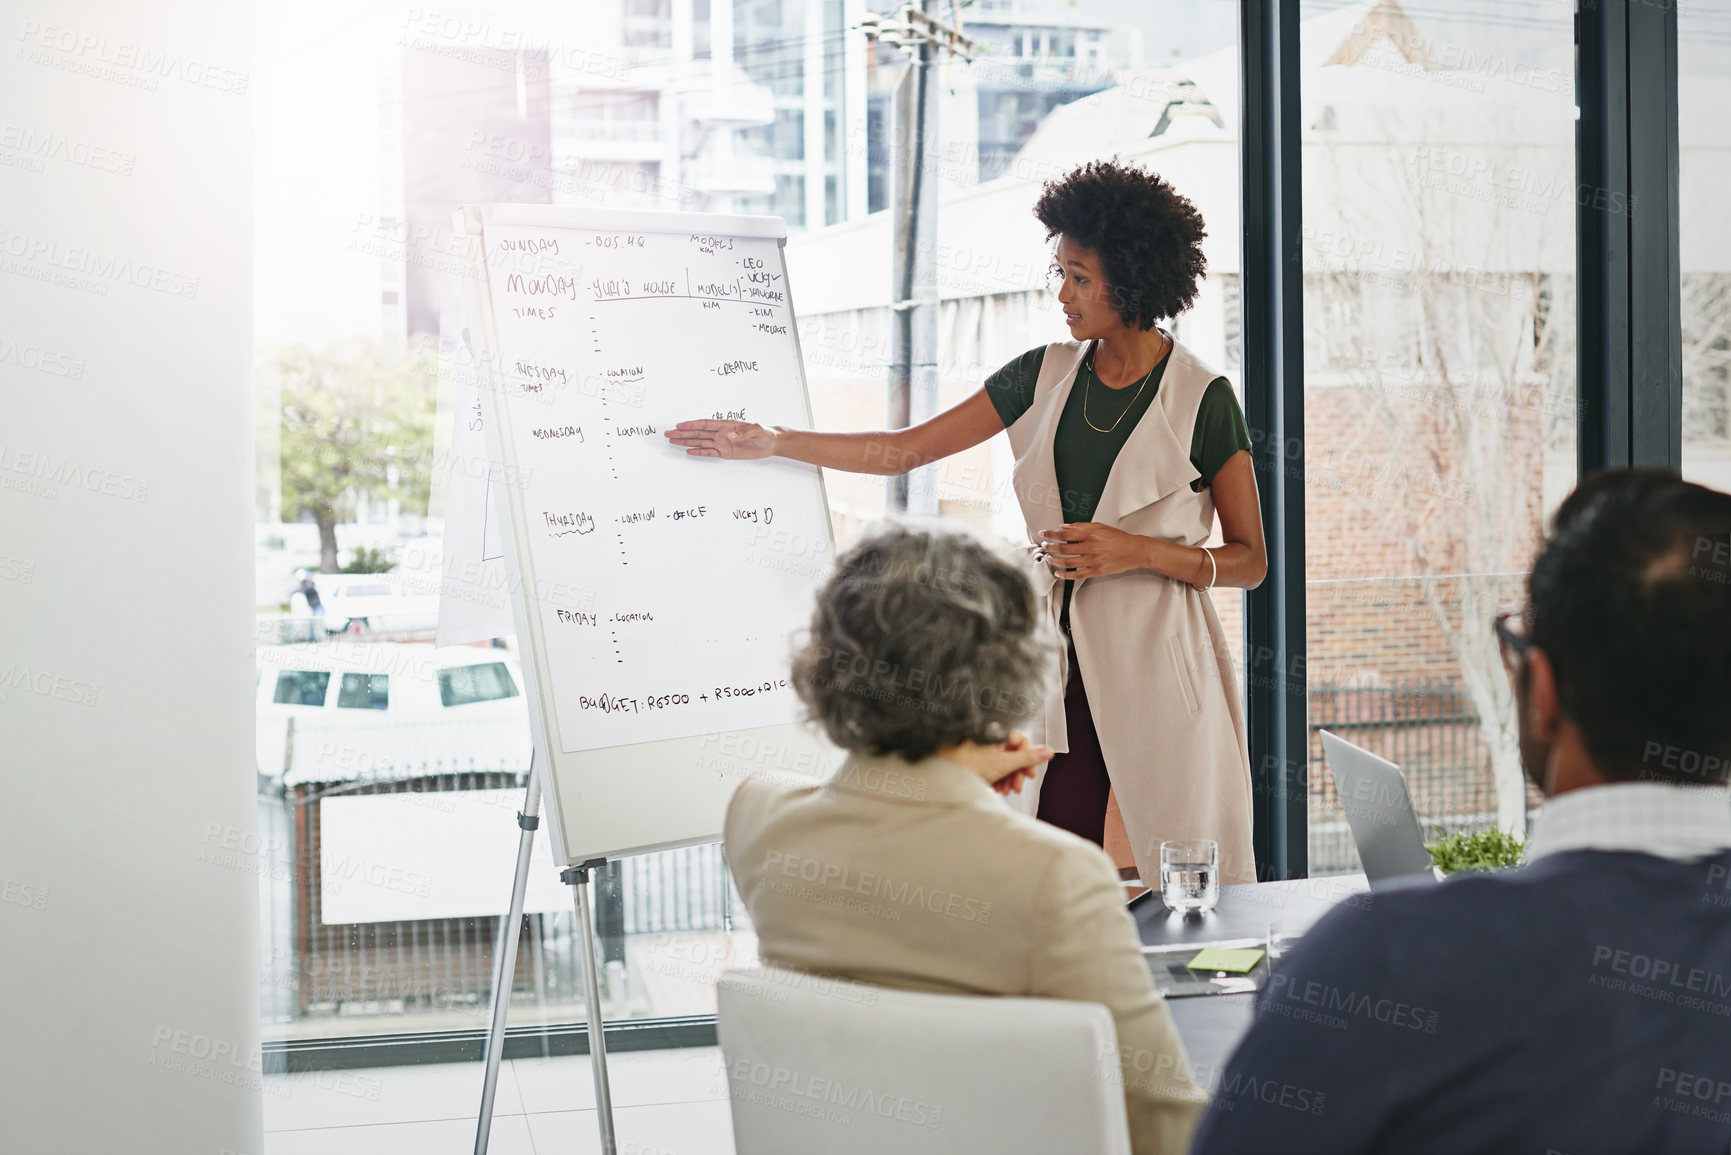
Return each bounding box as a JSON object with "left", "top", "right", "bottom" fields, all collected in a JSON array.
[
  {"left": 1300, "top": 1, "right": 1574, "bottom": 875},
  {"left": 271, "top": 670, "right": 330, "bottom": 706},
  {"left": 437, "top": 662, "right": 520, "bottom": 707},
  {"left": 256, "top": 0, "right": 1239, "bottom": 1054},
  {"left": 336, "top": 672, "right": 390, "bottom": 710},
  {"left": 1681, "top": 1, "right": 1731, "bottom": 490}
]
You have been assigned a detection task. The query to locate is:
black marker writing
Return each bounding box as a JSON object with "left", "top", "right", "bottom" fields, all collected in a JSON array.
[
  {"left": 531, "top": 425, "right": 582, "bottom": 441},
  {"left": 543, "top": 510, "right": 595, "bottom": 536}
]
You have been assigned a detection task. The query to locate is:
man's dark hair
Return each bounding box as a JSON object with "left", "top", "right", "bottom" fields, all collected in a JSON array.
[
  {"left": 1528, "top": 468, "right": 1731, "bottom": 784},
  {"left": 1033, "top": 159, "right": 1208, "bottom": 328}
]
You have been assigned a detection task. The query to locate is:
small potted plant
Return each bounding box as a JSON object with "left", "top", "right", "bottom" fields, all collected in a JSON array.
[{"left": 1425, "top": 828, "right": 1526, "bottom": 877}]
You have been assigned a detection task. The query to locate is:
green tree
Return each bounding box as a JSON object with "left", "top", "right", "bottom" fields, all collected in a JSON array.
[{"left": 278, "top": 337, "right": 437, "bottom": 573}]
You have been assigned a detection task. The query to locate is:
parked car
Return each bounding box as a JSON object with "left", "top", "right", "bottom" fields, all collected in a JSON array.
[{"left": 294, "top": 573, "right": 441, "bottom": 636}]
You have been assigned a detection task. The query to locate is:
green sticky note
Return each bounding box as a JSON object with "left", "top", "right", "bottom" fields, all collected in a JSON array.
[{"left": 1186, "top": 947, "right": 1265, "bottom": 974}]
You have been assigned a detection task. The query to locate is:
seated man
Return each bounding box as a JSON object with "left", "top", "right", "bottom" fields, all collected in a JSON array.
[
  {"left": 1191, "top": 468, "right": 1731, "bottom": 1154},
  {"left": 725, "top": 521, "right": 1209, "bottom": 1155}
]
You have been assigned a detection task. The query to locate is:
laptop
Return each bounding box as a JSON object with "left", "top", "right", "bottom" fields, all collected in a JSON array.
[{"left": 1319, "top": 730, "right": 1441, "bottom": 890}]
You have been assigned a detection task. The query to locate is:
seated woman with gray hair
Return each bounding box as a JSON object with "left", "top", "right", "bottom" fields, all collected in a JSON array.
[{"left": 724, "top": 520, "right": 1208, "bottom": 1155}]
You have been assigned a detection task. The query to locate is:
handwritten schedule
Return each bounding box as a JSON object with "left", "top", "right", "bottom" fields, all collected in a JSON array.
[{"left": 482, "top": 221, "right": 832, "bottom": 753}]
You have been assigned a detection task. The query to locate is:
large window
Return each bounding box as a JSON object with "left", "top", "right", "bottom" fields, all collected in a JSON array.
[
  {"left": 1681, "top": 0, "right": 1731, "bottom": 491},
  {"left": 255, "top": 0, "right": 1714, "bottom": 1064},
  {"left": 259, "top": 0, "right": 829, "bottom": 1050},
  {"left": 257, "top": 0, "right": 1226, "bottom": 1055},
  {"left": 1298, "top": 1, "right": 1575, "bottom": 874}
]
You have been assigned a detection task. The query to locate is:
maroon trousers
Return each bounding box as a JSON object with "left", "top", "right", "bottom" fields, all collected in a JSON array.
[{"left": 1035, "top": 640, "right": 1113, "bottom": 847}]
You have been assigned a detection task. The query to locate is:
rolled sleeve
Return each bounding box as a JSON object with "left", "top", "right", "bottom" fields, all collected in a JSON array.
[
  {"left": 983, "top": 347, "right": 1048, "bottom": 429},
  {"left": 1189, "top": 377, "right": 1253, "bottom": 486}
]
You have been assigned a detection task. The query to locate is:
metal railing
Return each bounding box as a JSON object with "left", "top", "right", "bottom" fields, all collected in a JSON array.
[
  {"left": 260, "top": 761, "right": 736, "bottom": 1026},
  {"left": 256, "top": 614, "right": 437, "bottom": 645},
  {"left": 1307, "top": 681, "right": 1500, "bottom": 875}
]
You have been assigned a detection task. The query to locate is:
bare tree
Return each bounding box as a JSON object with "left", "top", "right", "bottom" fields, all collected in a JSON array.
[
  {"left": 1307, "top": 121, "right": 1567, "bottom": 834},
  {"left": 1682, "top": 272, "right": 1731, "bottom": 450}
]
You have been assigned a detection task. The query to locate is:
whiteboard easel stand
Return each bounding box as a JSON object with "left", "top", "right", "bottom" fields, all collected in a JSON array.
[
  {"left": 472, "top": 751, "right": 532, "bottom": 1154},
  {"left": 473, "top": 753, "right": 537, "bottom": 1155},
  {"left": 471, "top": 753, "right": 618, "bottom": 1155},
  {"left": 560, "top": 854, "right": 619, "bottom": 1155}
]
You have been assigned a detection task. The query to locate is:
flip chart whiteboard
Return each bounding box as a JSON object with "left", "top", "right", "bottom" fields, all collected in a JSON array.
[
  {"left": 434, "top": 314, "right": 513, "bottom": 648},
  {"left": 455, "top": 203, "right": 841, "bottom": 866}
]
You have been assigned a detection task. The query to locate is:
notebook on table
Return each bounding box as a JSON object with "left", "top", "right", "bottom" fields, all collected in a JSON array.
[{"left": 1141, "top": 938, "right": 1270, "bottom": 998}]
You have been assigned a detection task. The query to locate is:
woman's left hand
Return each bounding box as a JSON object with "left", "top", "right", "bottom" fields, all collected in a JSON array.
[{"left": 1037, "top": 523, "right": 1144, "bottom": 580}]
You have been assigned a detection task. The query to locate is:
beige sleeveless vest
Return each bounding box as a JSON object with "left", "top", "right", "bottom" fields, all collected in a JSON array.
[{"left": 1001, "top": 334, "right": 1257, "bottom": 886}]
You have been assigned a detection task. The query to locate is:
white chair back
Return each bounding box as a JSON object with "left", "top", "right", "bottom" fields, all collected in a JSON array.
[{"left": 717, "top": 965, "right": 1132, "bottom": 1155}]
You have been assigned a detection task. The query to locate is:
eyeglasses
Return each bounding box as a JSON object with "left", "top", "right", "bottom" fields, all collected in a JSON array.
[{"left": 1493, "top": 608, "right": 1532, "bottom": 675}]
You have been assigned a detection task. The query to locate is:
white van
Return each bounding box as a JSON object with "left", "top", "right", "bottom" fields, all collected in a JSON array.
[{"left": 255, "top": 641, "right": 526, "bottom": 777}]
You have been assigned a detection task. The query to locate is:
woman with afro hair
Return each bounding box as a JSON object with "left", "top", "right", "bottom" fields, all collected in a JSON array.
[{"left": 668, "top": 160, "right": 1263, "bottom": 886}]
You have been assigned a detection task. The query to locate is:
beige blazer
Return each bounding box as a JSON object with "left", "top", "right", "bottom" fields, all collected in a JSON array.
[
  {"left": 725, "top": 750, "right": 1209, "bottom": 1155},
  {"left": 1002, "top": 336, "right": 1257, "bottom": 887}
]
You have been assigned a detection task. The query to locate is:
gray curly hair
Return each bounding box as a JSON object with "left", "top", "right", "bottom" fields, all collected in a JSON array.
[{"left": 789, "top": 519, "right": 1062, "bottom": 762}]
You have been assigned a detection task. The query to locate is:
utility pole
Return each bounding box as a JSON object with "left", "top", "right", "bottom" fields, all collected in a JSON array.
[{"left": 861, "top": 5, "right": 975, "bottom": 513}]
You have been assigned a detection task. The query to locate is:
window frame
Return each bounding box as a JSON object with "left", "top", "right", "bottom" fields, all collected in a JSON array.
[
  {"left": 271, "top": 1, "right": 1695, "bottom": 1070},
  {"left": 1238, "top": 0, "right": 1684, "bottom": 880},
  {"left": 1239, "top": 0, "right": 1308, "bottom": 880}
]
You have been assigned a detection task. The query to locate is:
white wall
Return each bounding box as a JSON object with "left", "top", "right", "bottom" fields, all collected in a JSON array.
[{"left": 0, "top": 3, "right": 260, "bottom": 1153}]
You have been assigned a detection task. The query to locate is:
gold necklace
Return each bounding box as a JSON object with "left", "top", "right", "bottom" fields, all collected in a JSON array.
[{"left": 1082, "top": 339, "right": 1163, "bottom": 433}]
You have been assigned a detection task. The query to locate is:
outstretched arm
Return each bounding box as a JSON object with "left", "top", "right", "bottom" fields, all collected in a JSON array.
[{"left": 664, "top": 387, "right": 1006, "bottom": 477}]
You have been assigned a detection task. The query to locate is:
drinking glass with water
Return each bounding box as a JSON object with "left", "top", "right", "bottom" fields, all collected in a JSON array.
[{"left": 1160, "top": 838, "right": 1220, "bottom": 914}]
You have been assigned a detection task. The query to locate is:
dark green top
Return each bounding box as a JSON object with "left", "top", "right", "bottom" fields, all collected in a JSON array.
[{"left": 984, "top": 342, "right": 1252, "bottom": 635}]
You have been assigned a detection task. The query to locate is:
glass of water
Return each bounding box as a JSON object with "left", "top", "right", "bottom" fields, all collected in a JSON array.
[
  {"left": 1266, "top": 919, "right": 1304, "bottom": 963},
  {"left": 1160, "top": 838, "right": 1220, "bottom": 915}
]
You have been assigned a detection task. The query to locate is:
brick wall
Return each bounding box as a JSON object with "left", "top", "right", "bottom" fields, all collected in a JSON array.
[{"left": 1301, "top": 382, "right": 1547, "bottom": 684}]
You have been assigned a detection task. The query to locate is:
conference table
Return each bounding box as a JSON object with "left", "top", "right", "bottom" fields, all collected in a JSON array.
[{"left": 1131, "top": 873, "right": 1371, "bottom": 1080}]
